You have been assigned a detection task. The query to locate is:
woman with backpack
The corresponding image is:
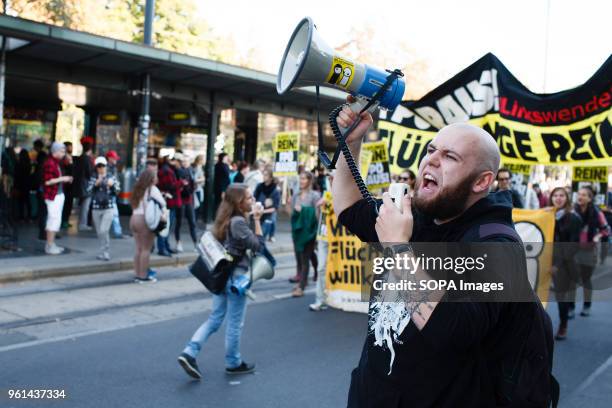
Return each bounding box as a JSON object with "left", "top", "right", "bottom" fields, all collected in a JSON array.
[
  {"left": 129, "top": 169, "right": 166, "bottom": 283},
  {"left": 178, "top": 183, "right": 263, "bottom": 380},
  {"left": 549, "top": 187, "right": 582, "bottom": 340},
  {"left": 86, "top": 156, "right": 119, "bottom": 261},
  {"left": 572, "top": 186, "right": 610, "bottom": 317}
]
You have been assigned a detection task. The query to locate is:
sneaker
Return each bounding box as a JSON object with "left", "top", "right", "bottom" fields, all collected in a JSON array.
[
  {"left": 268, "top": 237, "right": 276, "bottom": 243},
  {"left": 178, "top": 353, "right": 202, "bottom": 379},
  {"left": 96, "top": 252, "right": 110, "bottom": 261},
  {"left": 45, "top": 244, "right": 64, "bottom": 255},
  {"left": 554, "top": 325, "right": 567, "bottom": 340},
  {"left": 292, "top": 287, "right": 304, "bottom": 297},
  {"left": 147, "top": 269, "right": 158, "bottom": 280},
  {"left": 568, "top": 309, "right": 575, "bottom": 319},
  {"left": 309, "top": 302, "right": 328, "bottom": 312},
  {"left": 176, "top": 241, "right": 184, "bottom": 253},
  {"left": 580, "top": 307, "right": 591, "bottom": 317},
  {"left": 134, "top": 275, "right": 158, "bottom": 283},
  {"left": 79, "top": 225, "right": 93, "bottom": 231},
  {"left": 225, "top": 361, "right": 255, "bottom": 375},
  {"left": 158, "top": 250, "right": 172, "bottom": 257}
]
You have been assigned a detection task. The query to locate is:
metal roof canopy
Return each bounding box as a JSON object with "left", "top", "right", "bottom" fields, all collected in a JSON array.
[{"left": 0, "top": 15, "right": 345, "bottom": 120}]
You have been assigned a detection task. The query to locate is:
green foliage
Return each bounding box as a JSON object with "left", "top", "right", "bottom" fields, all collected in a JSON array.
[{"left": 8, "top": 0, "right": 237, "bottom": 62}]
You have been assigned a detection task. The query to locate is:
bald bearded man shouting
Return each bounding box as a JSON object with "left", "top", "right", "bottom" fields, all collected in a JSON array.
[{"left": 333, "top": 103, "right": 555, "bottom": 408}]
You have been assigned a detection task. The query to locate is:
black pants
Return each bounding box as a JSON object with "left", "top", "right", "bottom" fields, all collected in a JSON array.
[
  {"left": 37, "top": 191, "right": 47, "bottom": 239},
  {"left": 297, "top": 240, "right": 317, "bottom": 290},
  {"left": 175, "top": 203, "right": 197, "bottom": 243},
  {"left": 15, "top": 189, "right": 31, "bottom": 220},
  {"left": 569, "top": 264, "right": 595, "bottom": 310},
  {"left": 553, "top": 258, "right": 578, "bottom": 327}
]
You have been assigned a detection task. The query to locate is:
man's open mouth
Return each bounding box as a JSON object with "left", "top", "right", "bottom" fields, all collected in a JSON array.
[{"left": 422, "top": 173, "right": 439, "bottom": 192}]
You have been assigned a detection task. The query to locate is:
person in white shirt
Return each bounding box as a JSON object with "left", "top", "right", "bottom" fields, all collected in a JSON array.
[
  {"left": 244, "top": 159, "right": 265, "bottom": 193},
  {"left": 129, "top": 169, "right": 166, "bottom": 282}
]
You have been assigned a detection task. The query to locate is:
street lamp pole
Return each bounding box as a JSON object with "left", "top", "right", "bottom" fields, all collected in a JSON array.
[{"left": 136, "top": 0, "right": 155, "bottom": 175}]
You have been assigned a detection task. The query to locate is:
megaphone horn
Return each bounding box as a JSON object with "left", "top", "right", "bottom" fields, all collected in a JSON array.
[
  {"left": 229, "top": 255, "right": 274, "bottom": 298},
  {"left": 250, "top": 255, "right": 274, "bottom": 282},
  {"left": 277, "top": 17, "right": 405, "bottom": 111}
]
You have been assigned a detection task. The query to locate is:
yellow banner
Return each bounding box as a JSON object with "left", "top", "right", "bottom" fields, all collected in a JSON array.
[
  {"left": 572, "top": 166, "right": 608, "bottom": 183},
  {"left": 326, "top": 208, "right": 556, "bottom": 311},
  {"left": 273, "top": 131, "right": 300, "bottom": 176},
  {"left": 362, "top": 140, "right": 391, "bottom": 190},
  {"left": 512, "top": 208, "right": 555, "bottom": 304},
  {"left": 380, "top": 109, "right": 612, "bottom": 173}
]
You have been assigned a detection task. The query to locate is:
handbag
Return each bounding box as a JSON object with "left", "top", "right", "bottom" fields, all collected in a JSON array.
[
  {"left": 189, "top": 230, "right": 239, "bottom": 294},
  {"left": 144, "top": 188, "right": 167, "bottom": 233}
]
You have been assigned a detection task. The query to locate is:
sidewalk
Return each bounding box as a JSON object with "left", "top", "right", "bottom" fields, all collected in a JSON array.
[{"left": 0, "top": 214, "right": 295, "bottom": 284}]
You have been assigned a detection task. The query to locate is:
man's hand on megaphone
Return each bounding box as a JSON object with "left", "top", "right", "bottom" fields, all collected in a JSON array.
[{"left": 337, "top": 96, "right": 373, "bottom": 144}]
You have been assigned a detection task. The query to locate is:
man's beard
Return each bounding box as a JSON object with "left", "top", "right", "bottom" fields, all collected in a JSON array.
[{"left": 413, "top": 172, "right": 477, "bottom": 220}]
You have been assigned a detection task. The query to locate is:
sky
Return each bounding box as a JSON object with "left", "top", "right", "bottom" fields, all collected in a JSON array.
[{"left": 197, "top": 0, "right": 611, "bottom": 95}]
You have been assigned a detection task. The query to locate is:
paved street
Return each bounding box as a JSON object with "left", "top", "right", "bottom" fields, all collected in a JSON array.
[{"left": 0, "top": 254, "right": 611, "bottom": 407}]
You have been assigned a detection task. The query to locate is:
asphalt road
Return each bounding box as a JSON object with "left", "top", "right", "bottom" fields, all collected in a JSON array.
[
  {"left": 1, "top": 263, "right": 611, "bottom": 407},
  {"left": 1, "top": 295, "right": 367, "bottom": 408}
]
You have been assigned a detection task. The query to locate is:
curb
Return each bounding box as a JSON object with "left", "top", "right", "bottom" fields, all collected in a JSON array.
[{"left": 0, "top": 244, "right": 295, "bottom": 284}]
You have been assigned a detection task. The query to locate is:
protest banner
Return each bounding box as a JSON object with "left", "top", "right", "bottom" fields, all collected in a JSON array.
[
  {"left": 326, "top": 208, "right": 556, "bottom": 311},
  {"left": 362, "top": 140, "right": 391, "bottom": 190},
  {"left": 273, "top": 131, "right": 299, "bottom": 176},
  {"left": 378, "top": 53, "right": 612, "bottom": 174}
]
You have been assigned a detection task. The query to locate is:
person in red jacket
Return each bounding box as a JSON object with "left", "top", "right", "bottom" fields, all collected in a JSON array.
[
  {"left": 43, "top": 142, "right": 73, "bottom": 254},
  {"left": 156, "top": 154, "right": 183, "bottom": 256}
]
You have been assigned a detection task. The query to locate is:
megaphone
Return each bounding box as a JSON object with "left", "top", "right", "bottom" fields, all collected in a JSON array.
[
  {"left": 277, "top": 17, "right": 405, "bottom": 111},
  {"left": 230, "top": 254, "right": 274, "bottom": 300}
]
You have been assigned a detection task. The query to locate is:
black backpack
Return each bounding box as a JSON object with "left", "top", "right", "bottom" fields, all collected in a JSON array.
[{"left": 461, "top": 222, "right": 559, "bottom": 408}]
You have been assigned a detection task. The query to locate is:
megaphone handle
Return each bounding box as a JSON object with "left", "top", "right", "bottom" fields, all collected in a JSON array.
[{"left": 337, "top": 98, "right": 377, "bottom": 134}]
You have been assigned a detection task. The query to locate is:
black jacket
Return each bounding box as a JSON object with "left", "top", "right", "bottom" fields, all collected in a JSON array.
[
  {"left": 73, "top": 154, "right": 95, "bottom": 198},
  {"left": 339, "top": 191, "right": 552, "bottom": 408}
]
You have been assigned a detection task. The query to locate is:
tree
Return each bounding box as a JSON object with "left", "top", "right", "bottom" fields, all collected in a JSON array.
[{"left": 7, "top": 0, "right": 235, "bottom": 62}]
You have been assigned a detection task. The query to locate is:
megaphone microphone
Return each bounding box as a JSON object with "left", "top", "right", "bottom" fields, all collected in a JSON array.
[{"left": 277, "top": 17, "right": 405, "bottom": 212}]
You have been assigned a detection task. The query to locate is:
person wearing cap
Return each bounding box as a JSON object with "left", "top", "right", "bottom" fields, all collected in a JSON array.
[
  {"left": 43, "top": 142, "right": 73, "bottom": 255},
  {"left": 86, "top": 156, "right": 119, "bottom": 261},
  {"left": 105, "top": 150, "right": 124, "bottom": 239}
]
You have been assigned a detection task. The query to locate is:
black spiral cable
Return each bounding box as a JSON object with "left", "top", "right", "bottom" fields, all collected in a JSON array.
[{"left": 328, "top": 105, "right": 378, "bottom": 210}]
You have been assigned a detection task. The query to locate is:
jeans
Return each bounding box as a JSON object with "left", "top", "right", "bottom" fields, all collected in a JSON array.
[
  {"left": 110, "top": 200, "right": 122, "bottom": 237},
  {"left": 157, "top": 207, "right": 176, "bottom": 253},
  {"left": 92, "top": 208, "right": 114, "bottom": 256},
  {"left": 259, "top": 243, "right": 277, "bottom": 267},
  {"left": 78, "top": 196, "right": 92, "bottom": 228},
  {"left": 262, "top": 212, "right": 277, "bottom": 240},
  {"left": 315, "top": 240, "right": 328, "bottom": 305},
  {"left": 183, "top": 274, "right": 248, "bottom": 368}
]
